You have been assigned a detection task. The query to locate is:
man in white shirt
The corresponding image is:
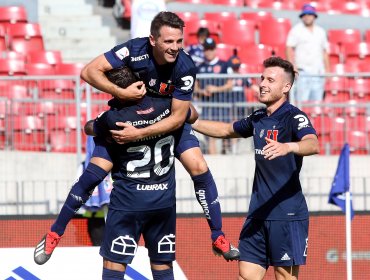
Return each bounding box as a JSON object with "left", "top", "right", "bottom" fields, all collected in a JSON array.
[
  {"left": 130, "top": 0, "right": 167, "bottom": 39},
  {"left": 286, "top": 4, "right": 330, "bottom": 102}
]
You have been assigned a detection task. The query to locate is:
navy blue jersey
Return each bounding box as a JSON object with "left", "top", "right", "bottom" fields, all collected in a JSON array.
[
  {"left": 93, "top": 95, "right": 179, "bottom": 211},
  {"left": 104, "top": 37, "right": 197, "bottom": 101},
  {"left": 186, "top": 43, "right": 205, "bottom": 66},
  {"left": 233, "top": 102, "right": 317, "bottom": 220}
]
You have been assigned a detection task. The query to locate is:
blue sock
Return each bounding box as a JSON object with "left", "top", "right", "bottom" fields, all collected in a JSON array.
[
  {"left": 102, "top": 268, "right": 124, "bottom": 280},
  {"left": 151, "top": 268, "right": 174, "bottom": 280},
  {"left": 192, "top": 169, "right": 224, "bottom": 241},
  {"left": 51, "top": 163, "right": 108, "bottom": 236}
]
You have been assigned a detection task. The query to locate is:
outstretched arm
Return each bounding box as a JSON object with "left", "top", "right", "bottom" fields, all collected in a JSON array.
[{"left": 192, "top": 119, "right": 240, "bottom": 139}]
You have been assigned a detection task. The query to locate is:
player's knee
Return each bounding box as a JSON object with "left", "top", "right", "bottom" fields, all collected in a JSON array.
[{"left": 180, "top": 148, "right": 208, "bottom": 176}]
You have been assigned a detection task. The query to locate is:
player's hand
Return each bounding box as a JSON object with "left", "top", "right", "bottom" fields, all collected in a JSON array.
[
  {"left": 262, "top": 137, "right": 290, "bottom": 160},
  {"left": 110, "top": 122, "right": 143, "bottom": 144},
  {"left": 115, "top": 81, "right": 146, "bottom": 101}
]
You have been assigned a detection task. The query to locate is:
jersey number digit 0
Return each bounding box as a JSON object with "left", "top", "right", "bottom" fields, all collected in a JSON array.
[{"left": 126, "top": 135, "right": 175, "bottom": 178}]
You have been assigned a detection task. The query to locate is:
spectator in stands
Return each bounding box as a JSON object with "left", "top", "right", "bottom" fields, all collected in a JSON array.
[
  {"left": 186, "top": 27, "right": 210, "bottom": 67},
  {"left": 129, "top": 0, "right": 173, "bottom": 38},
  {"left": 227, "top": 54, "right": 259, "bottom": 118},
  {"left": 286, "top": 4, "right": 330, "bottom": 102},
  {"left": 195, "top": 37, "right": 233, "bottom": 154}
]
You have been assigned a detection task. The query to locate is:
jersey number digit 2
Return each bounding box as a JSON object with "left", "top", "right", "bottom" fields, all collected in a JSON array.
[{"left": 126, "top": 135, "right": 175, "bottom": 178}]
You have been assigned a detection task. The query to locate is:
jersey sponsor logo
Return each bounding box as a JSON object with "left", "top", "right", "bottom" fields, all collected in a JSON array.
[
  {"left": 180, "top": 76, "right": 194, "bottom": 91},
  {"left": 294, "top": 114, "right": 310, "bottom": 130},
  {"left": 136, "top": 107, "right": 154, "bottom": 115},
  {"left": 130, "top": 54, "right": 149, "bottom": 62},
  {"left": 115, "top": 47, "right": 129, "bottom": 59},
  {"left": 136, "top": 183, "right": 168, "bottom": 191},
  {"left": 195, "top": 189, "right": 211, "bottom": 219},
  {"left": 159, "top": 82, "right": 175, "bottom": 95},
  {"left": 267, "top": 129, "right": 279, "bottom": 141},
  {"left": 126, "top": 109, "right": 170, "bottom": 126}
]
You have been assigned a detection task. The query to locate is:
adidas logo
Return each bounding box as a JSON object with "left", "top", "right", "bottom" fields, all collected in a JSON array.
[{"left": 281, "top": 253, "right": 291, "bottom": 261}]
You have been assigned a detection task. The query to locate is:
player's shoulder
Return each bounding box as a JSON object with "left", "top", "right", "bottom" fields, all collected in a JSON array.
[
  {"left": 120, "top": 37, "right": 149, "bottom": 55},
  {"left": 176, "top": 49, "right": 197, "bottom": 72}
]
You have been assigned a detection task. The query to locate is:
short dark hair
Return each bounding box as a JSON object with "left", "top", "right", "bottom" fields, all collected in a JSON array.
[
  {"left": 105, "top": 66, "right": 138, "bottom": 88},
  {"left": 150, "top": 11, "right": 185, "bottom": 39},
  {"left": 263, "top": 56, "right": 296, "bottom": 85},
  {"left": 197, "top": 27, "right": 210, "bottom": 38}
]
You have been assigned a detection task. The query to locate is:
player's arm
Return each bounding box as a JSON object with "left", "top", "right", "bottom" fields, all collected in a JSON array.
[
  {"left": 192, "top": 119, "right": 240, "bottom": 138},
  {"left": 80, "top": 54, "right": 145, "bottom": 101},
  {"left": 84, "top": 120, "right": 96, "bottom": 136},
  {"left": 205, "top": 78, "right": 233, "bottom": 94},
  {"left": 111, "top": 98, "right": 190, "bottom": 143}
]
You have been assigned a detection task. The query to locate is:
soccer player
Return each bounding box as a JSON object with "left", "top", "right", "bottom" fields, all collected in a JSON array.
[
  {"left": 191, "top": 57, "right": 320, "bottom": 279},
  {"left": 80, "top": 11, "right": 239, "bottom": 260},
  {"left": 35, "top": 66, "right": 186, "bottom": 279}
]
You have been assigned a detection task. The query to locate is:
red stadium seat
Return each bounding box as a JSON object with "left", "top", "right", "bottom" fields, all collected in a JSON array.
[
  {"left": 327, "top": 42, "right": 342, "bottom": 65},
  {"left": 215, "top": 43, "right": 238, "bottom": 61},
  {"left": 239, "top": 11, "right": 273, "bottom": 28},
  {"left": 259, "top": 17, "right": 291, "bottom": 46},
  {"left": 219, "top": 19, "right": 256, "bottom": 46},
  {"left": 27, "top": 50, "right": 63, "bottom": 65},
  {"left": 7, "top": 23, "right": 44, "bottom": 53},
  {"left": 26, "top": 63, "right": 56, "bottom": 75},
  {"left": 238, "top": 44, "right": 274, "bottom": 69},
  {"left": 0, "top": 6, "right": 28, "bottom": 24},
  {"left": 294, "top": 1, "right": 330, "bottom": 12},
  {"left": 10, "top": 115, "right": 46, "bottom": 151},
  {"left": 49, "top": 130, "right": 77, "bottom": 153},
  {"left": 0, "top": 25, "right": 7, "bottom": 51},
  {"left": 342, "top": 42, "right": 370, "bottom": 64},
  {"left": 0, "top": 84, "right": 28, "bottom": 99},
  {"left": 348, "top": 78, "right": 370, "bottom": 99},
  {"left": 55, "top": 63, "right": 85, "bottom": 76},
  {"left": 239, "top": 63, "right": 259, "bottom": 74},
  {"left": 348, "top": 130, "right": 368, "bottom": 154},
  {"left": 324, "top": 76, "right": 350, "bottom": 101},
  {"left": 257, "top": 0, "right": 295, "bottom": 10},
  {"left": 38, "top": 80, "right": 75, "bottom": 99},
  {"left": 0, "top": 58, "right": 26, "bottom": 75},
  {"left": 0, "top": 51, "right": 25, "bottom": 61},
  {"left": 328, "top": 1, "right": 362, "bottom": 15},
  {"left": 183, "top": 19, "right": 220, "bottom": 45},
  {"left": 203, "top": 12, "right": 238, "bottom": 24},
  {"left": 328, "top": 29, "right": 362, "bottom": 46},
  {"left": 176, "top": 12, "right": 200, "bottom": 26},
  {"left": 176, "top": 0, "right": 210, "bottom": 3},
  {"left": 210, "top": 0, "right": 244, "bottom": 6}
]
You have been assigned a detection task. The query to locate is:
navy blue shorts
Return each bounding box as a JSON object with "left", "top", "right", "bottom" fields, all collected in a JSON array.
[
  {"left": 238, "top": 218, "right": 309, "bottom": 268},
  {"left": 92, "top": 123, "right": 199, "bottom": 161},
  {"left": 100, "top": 205, "right": 176, "bottom": 264},
  {"left": 174, "top": 123, "right": 200, "bottom": 158}
]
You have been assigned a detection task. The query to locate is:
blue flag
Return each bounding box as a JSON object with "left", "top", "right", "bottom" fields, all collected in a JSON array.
[{"left": 328, "top": 143, "right": 354, "bottom": 219}]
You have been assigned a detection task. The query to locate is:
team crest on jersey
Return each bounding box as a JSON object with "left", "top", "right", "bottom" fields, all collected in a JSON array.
[
  {"left": 115, "top": 47, "right": 129, "bottom": 60},
  {"left": 159, "top": 82, "right": 175, "bottom": 96},
  {"left": 149, "top": 78, "right": 156, "bottom": 87},
  {"left": 213, "top": 65, "right": 221, "bottom": 73},
  {"left": 259, "top": 129, "right": 265, "bottom": 138}
]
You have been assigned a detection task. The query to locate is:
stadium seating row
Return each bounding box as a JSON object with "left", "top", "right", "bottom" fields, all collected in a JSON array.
[{"left": 175, "top": 0, "right": 370, "bottom": 16}]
